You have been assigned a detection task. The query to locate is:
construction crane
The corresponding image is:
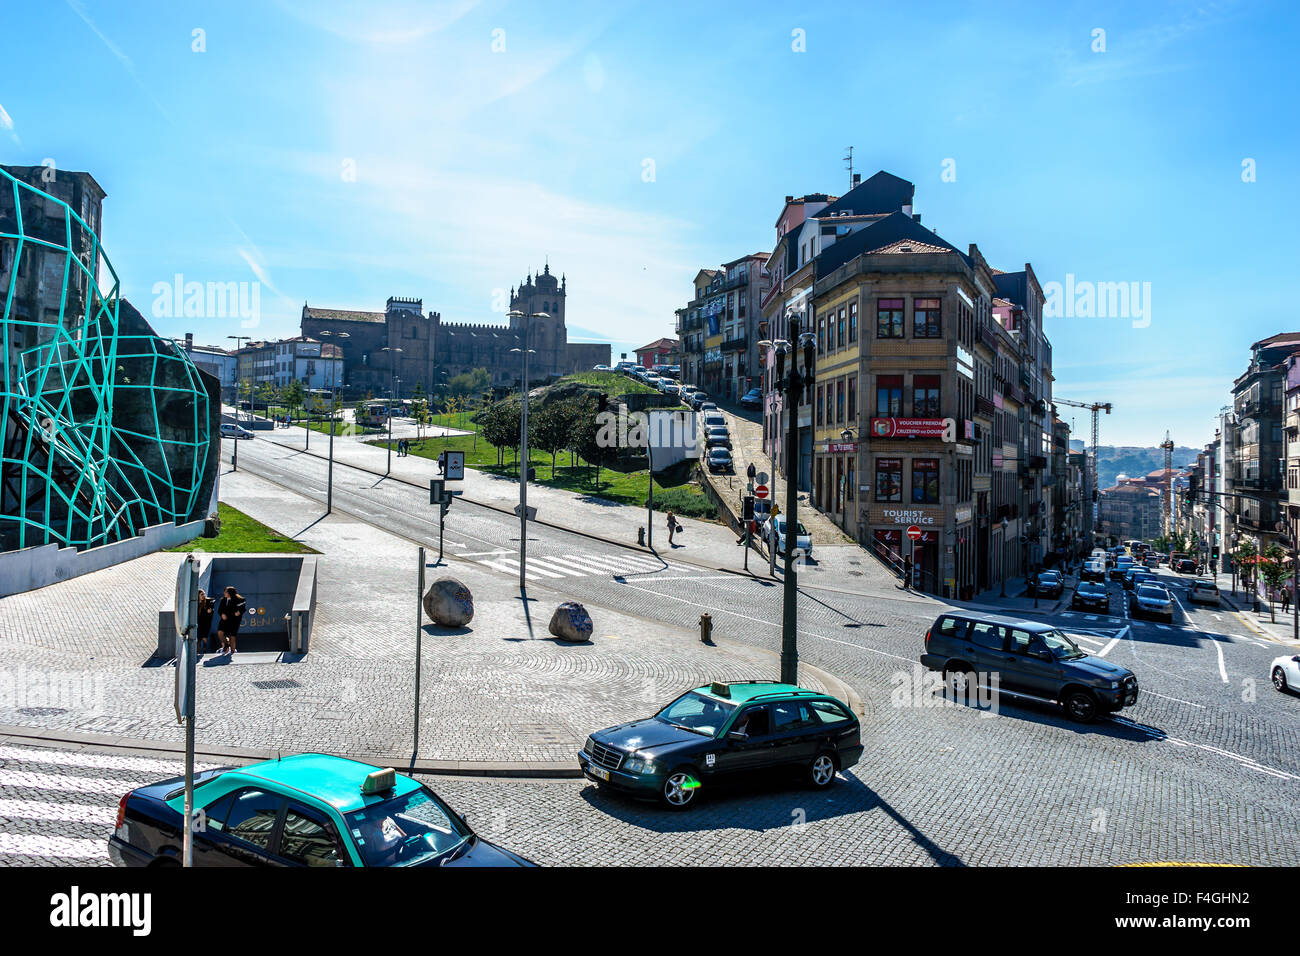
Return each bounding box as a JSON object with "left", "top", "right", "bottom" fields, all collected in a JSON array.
[
  {"left": 1056, "top": 397, "right": 1113, "bottom": 541},
  {"left": 1160, "top": 432, "right": 1175, "bottom": 538}
]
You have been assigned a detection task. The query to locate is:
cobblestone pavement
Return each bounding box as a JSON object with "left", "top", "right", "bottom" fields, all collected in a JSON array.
[{"left": 3, "top": 446, "right": 1297, "bottom": 866}]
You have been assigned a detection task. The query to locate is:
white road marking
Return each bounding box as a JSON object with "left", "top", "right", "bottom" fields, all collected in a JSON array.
[
  {"left": 1139, "top": 691, "right": 1206, "bottom": 708},
  {"left": 457, "top": 550, "right": 513, "bottom": 557},
  {"left": 1098, "top": 626, "right": 1129, "bottom": 658},
  {"left": 0, "top": 799, "right": 116, "bottom": 825},
  {"left": 0, "top": 834, "right": 105, "bottom": 859},
  {"left": 1109, "top": 716, "right": 1297, "bottom": 781}
]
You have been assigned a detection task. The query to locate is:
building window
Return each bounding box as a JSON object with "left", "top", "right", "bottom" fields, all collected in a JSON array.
[
  {"left": 847, "top": 376, "right": 857, "bottom": 421},
  {"left": 877, "top": 298, "right": 904, "bottom": 338},
  {"left": 835, "top": 457, "right": 844, "bottom": 512},
  {"left": 848, "top": 301, "right": 858, "bottom": 342},
  {"left": 846, "top": 459, "right": 855, "bottom": 502},
  {"left": 913, "top": 375, "right": 941, "bottom": 417},
  {"left": 912, "top": 458, "right": 940, "bottom": 503},
  {"left": 914, "top": 298, "right": 942, "bottom": 338},
  {"left": 876, "top": 375, "right": 903, "bottom": 416},
  {"left": 818, "top": 313, "right": 826, "bottom": 354},
  {"left": 836, "top": 380, "right": 845, "bottom": 423},
  {"left": 876, "top": 458, "right": 902, "bottom": 502},
  {"left": 837, "top": 308, "right": 846, "bottom": 349},
  {"left": 816, "top": 386, "right": 825, "bottom": 426}
]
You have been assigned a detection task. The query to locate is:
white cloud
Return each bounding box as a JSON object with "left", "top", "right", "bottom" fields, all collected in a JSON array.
[{"left": 0, "top": 101, "right": 17, "bottom": 144}]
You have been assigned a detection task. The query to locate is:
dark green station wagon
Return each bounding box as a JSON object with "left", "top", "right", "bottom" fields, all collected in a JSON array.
[{"left": 578, "top": 681, "right": 863, "bottom": 810}]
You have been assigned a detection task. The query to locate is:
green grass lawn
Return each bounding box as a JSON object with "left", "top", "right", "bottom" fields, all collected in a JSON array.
[
  {"left": 369, "top": 429, "right": 717, "bottom": 519},
  {"left": 566, "top": 370, "right": 660, "bottom": 395},
  {"left": 169, "top": 503, "right": 319, "bottom": 553}
]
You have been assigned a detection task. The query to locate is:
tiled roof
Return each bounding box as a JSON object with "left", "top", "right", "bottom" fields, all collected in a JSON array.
[
  {"left": 637, "top": 337, "right": 678, "bottom": 352},
  {"left": 865, "top": 238, "right": 951, "bottom": 255},
  {"left": 304, "top": 306, "right": 385, "bottom": 324}
]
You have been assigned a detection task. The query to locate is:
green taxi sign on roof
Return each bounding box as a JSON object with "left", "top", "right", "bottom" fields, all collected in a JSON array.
[
  {"left": 709, "top": 682, "right": 731, "bottom": 698},
  {"left": 361, "top": 768, "right": 395, "bottom": 796}
]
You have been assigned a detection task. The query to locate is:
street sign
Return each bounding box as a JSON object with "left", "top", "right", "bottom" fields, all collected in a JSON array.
[
  {"left": 754, "top": 485, "right": 769, "bottom": 499},
  {"left": 907, "top": 525, "right": 923, "bottom": 541},
  {"left": 438, "top": 450, "right": 465, "bottom": 481},
  {"left": 429, "top": 479, "right": 444, "bottom": 505},
  {"left": 514, "top": 503, "right": 537, "bottom": 521},
  {"left": 173, "top": 554, "right": 198, "bottom": 639}
]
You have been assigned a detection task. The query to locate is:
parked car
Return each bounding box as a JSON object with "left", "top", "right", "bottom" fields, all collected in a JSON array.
[
  {"left": 614, "top": 361, "right": 636, "bottom": 374},
  {"left": 704, "top": 426, "right": 732, "bottom": 450},
  {"left": 705, "top": 447, "right": 734, "bottom": 473},
  {"left": 1130, "top": 583, "right": 1175, "bottom": 621},
  {"left": 592, "top": 364, "right": 611, "bottom": 371},
  {"left": 699, "top": 402, "right": 719, "bottom": 415},
  {"left": 219, "top": 422, "right": 254, "bottom": 440},
  {"left": 1071, "top": 581, "right": 1111, "bottom": 612},
  {"left": 920, "top": 611, "right": 1140, "bottom": 722},
  {"left": 1271, "top": 654, "right": 1300, "bottom": 694},
  {"left": 739, "top": 387, "right": 763, "bottom": 409},
  {"left": 687, "top": 392, "right": 708, "bottom": 410},
  {"left": 1174, "top": 558, "right": 1199, "bottom": 574},
  {"left": 1029, "top": 570, "right": 1063, "bottom": 598},
  {"left": 108, "top": 754, "right": 533, "bottom": 867},
  {"left": 1188, "top": 579, "right": 1220, "bottom": 605},
  {"left": 578, "top": 681, "right": 862, "bottom": 809},
  {"left": 765, "top": 515, "right": 811, "bottom": 556}
]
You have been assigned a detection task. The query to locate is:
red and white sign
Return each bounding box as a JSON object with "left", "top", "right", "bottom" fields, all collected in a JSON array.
[
  {"left": 826, "top": 442, "right": 858, "bottom": 453},
  {"left": 754, "top": 485, "right": 769, "bottom": 499},
  {"left": 907, "top": 525, "right": 923, "bottom": 541},
  {"left": 870, "top": 417, "right": 948, "bottom": 439}
]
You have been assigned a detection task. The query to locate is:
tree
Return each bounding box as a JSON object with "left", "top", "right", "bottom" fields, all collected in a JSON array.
[
  {"left": 568, "top": 396, "right": 610, "bottom": 490},
  {"left": 530, "top": 400, "right": 571, "bottom": 478},
  {"left": 1259, "top": 543, "right": 1289, "bottom": 622},
  {"left": 477, "top": 399, "right": 521, "bottom": 469},
  {"left": 448, "top": 368, "right": 490, "bottom": 404},
  {"left": 281, "top": 380, "right": 305, "bottom": 424},
  {"left": 1237, "top": 538, "right": 1258, "bottom": 594}
]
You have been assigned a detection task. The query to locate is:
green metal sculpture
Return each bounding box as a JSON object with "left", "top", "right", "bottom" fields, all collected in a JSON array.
[{"left": 1, "top": 166, "right": 217, "bottom": 552}]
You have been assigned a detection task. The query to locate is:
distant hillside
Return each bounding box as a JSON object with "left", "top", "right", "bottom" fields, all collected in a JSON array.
[{"left": 1093, "top": 446, "right": 1199, "bottom": 490}]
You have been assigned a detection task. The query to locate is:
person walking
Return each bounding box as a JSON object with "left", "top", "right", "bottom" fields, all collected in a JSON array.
[
  {"left": 666, "top": 510, "right": 679, "bottom": 547},
  {"left": 217, "top": 586, "right": 246, "bottom": 654},
  {"left": 1283, "top": 587, "right": 1291, "bottom": 614},
  {"left": 196, "top": 588, "right": 215, "bottom": 653}
]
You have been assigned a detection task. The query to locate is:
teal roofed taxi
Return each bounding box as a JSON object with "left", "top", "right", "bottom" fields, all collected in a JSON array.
[
  {"left": 108, "top": 753, "right": 533, "bottom": 867},
  {"left": 578, "top": 681, "right": 863, "bottom": 810}
]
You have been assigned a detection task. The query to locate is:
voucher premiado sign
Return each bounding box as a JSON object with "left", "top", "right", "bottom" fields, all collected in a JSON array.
[{"left": 869, "top": 417, "right": 952, "bottom": 439}]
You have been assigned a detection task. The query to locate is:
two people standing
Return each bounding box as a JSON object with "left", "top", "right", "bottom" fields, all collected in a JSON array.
[{"left": 217, "top": 586, "right": 246, "bottom": 654}]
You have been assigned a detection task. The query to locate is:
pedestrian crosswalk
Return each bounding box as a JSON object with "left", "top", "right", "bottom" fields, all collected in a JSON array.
[
  {"left": 0, "top": 743, "right": 207, "bottom": 866},
  {"left": 468, "top": 549, "right": 699, "bottom": 581}
]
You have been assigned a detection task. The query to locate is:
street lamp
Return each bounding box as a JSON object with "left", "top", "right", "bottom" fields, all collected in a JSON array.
[
  {"left": 228, "top": 336, "right": 252, "bottom": 424},
  {"left": 318, "top": 331, "right": 351, "bottom": 512},
  {"left": 757, "top": 311, "right": 816, "bottom": 685},
  {"left": 1000, "top": 516, "right": 1009, "bottom": 598},
  {"left": 314, "top": 331, "right": 350, "bottom": 452},
  {"left": 509, "top": 310, "right": 546, "bottom": 589},
  {"left": 379, "top": 347, "right": 404, "bottom": 476}
]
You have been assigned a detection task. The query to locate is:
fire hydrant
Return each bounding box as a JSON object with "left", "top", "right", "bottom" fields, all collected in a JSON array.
[
  {"left": 699, "top": 613, "right": 712, "bottom": 643},
  {"left": 637, "top": 526, "right": 646, "bottom": 546}
]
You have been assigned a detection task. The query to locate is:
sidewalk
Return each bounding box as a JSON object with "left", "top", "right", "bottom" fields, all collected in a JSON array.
[
  {"left": 939, "top": 573, "right": 1070, "bottom": 617},
  {"left": 1219, "top": 584, "right": 1300, "bottom": 645},
  {"left": 0, "top": 466, "right": 860, "bottom": 772}
]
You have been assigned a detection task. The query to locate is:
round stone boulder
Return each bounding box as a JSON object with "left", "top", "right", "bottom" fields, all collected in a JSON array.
[
  {"left": 549, "top": 601, "right": 593, "bottom": 642},
  {"left": 423, "top": 578, "right": 474, "bottom": 627}
]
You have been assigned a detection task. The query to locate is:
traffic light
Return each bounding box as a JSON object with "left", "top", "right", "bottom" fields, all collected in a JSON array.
[{"left": 742, "top": 496, "right": 755, "bottom": 521}]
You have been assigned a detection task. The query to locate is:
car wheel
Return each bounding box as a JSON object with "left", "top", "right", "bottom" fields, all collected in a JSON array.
[
  {"left": 808, "top": 751, "right": 837, "bottom": 790},
  {"left": 660, "top": 767, "right": 700, "bottom": 810},
  {"left": 1272, "top": 667, "right": 1289, "bottom": 693},
  {"left": 1062, "top": 688, "right": 1099, "bottom": 723},
  {"left": 944, "top": 663, "right": 976, "bottom": 697}
]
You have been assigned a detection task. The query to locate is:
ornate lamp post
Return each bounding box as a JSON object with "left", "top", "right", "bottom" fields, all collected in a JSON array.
[
  {"left": 757, "top": 313, "right": 816, "bottom": 685},
  {"left": 379, "top": 347, "right": 404, "bottom": 476},
  {"left": 508, "top": 310, "right": 547, "bottom": 589}
]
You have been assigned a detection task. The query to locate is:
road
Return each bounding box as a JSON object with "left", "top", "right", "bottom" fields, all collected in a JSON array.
[{"left": 7, "top": 440, "right": 1295, "bottom": 866}]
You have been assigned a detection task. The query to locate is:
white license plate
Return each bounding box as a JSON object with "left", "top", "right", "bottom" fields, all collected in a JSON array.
[{"left": 589, "top": 765, "right": 610, "bottom": 781}]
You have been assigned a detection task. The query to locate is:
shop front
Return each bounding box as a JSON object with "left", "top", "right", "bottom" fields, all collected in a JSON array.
[{"left": 871, "top": 505, "right": 944, "bottom": 594}]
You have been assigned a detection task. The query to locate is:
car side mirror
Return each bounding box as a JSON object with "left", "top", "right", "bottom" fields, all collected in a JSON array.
[
  {"left": 726, "top": 730, "right": 747, "bottom": 741},
  {"left": 1033, "top": 648, "right": 1052, "bottom": 661}
]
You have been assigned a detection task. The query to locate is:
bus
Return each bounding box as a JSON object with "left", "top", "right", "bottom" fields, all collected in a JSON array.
[
  {"left": 354, "top": 403, "right": 390, "bottom": 428},
  {"left": 304, "top": 389, "right": 335, "bottom": 416}
]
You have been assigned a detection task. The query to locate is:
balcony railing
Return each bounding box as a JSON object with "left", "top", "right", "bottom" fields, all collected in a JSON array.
[
  {"left": 975, "top": 395, "right": 996, "bottom": 417},
  {"left": 977, "top": 322, "right": 998, "bottom": 353},
  {"left": 721, "top": 337, "right": 747, "bottom": 353}
]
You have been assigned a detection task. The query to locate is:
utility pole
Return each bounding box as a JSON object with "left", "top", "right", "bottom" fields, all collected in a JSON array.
[
  {"left": 758, "top": 314, "right": 815, "bottom": 686},
  {"left": 509, "top": 310, "right": 546, "bottom": 589}
]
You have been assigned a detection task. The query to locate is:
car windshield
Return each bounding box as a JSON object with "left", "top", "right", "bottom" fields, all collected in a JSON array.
[
  {"left": 709, "top": 448, "right": 729, "bottom": 458},
  {"left": 1039, "top": 572, "right": 1059, "bottom": 581},
  {"left": 1039, "top": 628, "right": 1086, "bottom": 660},
  {"left": 774, "top": 518, "right": 808, "bottom": 535},
  {"left": 1080, "top": 583, "right": 1103, "bottom": 594},
  {"left": 1137, "top": 586, "right": 1167, "bottom": 600},
  {"left": 655, "top": 691, "right": 736, "bottom": 736},
  {"left": 343, "top": 787, "right": 472, "bottom": 867}
]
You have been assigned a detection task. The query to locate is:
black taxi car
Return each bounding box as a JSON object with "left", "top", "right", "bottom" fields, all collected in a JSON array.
[{"left": 578, "top": 681, "right": 862, "bottom": 810}]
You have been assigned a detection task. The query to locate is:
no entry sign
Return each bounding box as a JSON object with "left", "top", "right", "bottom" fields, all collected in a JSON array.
[
  {"left": 754, "top": 485, "right": 769, "bottom": 499},
  {"left": 907, "top": 525, "right": 923, "bottom": 541}
]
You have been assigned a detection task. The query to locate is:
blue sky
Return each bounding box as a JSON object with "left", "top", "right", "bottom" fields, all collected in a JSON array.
[{"left": 2, "top": 0, "right": 1296, "bottom": 449}]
